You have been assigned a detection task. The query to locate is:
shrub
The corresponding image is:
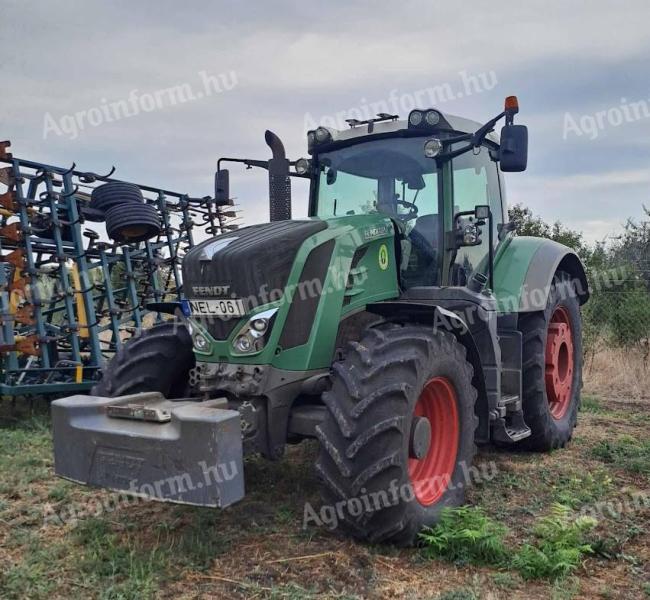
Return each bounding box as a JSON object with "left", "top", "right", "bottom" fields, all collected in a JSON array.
[
  {"left": 419, "top": 506, "right": 508, "bottom": 565},
  {"left": 512, "top": 504, "right": 597, "bottom": 580}
]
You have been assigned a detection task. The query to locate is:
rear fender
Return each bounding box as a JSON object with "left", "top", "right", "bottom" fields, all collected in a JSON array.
[{"left": 494, "top": 237, "right": 589, "bottom": 313}]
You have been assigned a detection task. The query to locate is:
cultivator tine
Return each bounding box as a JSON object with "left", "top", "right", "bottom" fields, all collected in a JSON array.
[
  {"left": 14, "top": 305, "right": 35, "bottom": 326},
  {"left": 3, "top": 248, "right": 25, "bottom": 268},
  {"left": 0, "top": 334, "right": 39, "bottom": 356},
  {"left": 15, "top": 335, "right": 39, "bottom": 356},
  {"left": 0, "top": 166, "right": 15, "bottom": 187},
  {"left": 0, "top": 190, "right": 16, "bottom": 211},
  {"left": 0, "top": 141, "right": 12, "bottom": 161},
  {"left": 9, "top": 276, "right": 29, "bottom": 294},
  {"left": 0, "top": 222, "right": 22, "bottom": 243}
]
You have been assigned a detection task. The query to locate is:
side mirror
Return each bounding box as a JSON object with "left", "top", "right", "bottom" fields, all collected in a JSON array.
[
  {"left": 452, "top": 205, "right": 490, "bottom": 248},
  {"left": 214, "top": 169, "right": 232, "bottom": 206},
  {"left": 499, "top": 124, "right": 528, "bottom": 172},
  {"left": 453, "top": 215, "right": 483, "bottom": 248}
]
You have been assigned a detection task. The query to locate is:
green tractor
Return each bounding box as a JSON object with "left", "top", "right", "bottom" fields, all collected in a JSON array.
[{"left": 52, "top": 97, "right": 588, "bottom": 545}]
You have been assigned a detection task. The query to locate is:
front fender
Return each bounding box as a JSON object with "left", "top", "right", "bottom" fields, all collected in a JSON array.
[{"left": 493, "top": 236, "right": 589, "bottom": 313}]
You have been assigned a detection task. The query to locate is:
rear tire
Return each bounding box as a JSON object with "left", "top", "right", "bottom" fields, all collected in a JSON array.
[
  {"left": 315, "top": 323, "right": 478, "bottom": 545},
  {"left": 92, "top": 321, "right": 194, "bottom": 398},
  {"left": 518, "top": 272, "right": 583, "bottom": 451}
]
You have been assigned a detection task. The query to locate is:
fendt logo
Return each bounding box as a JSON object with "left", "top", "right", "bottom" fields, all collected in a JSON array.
[{"left": 191, "top": 285, "right": 230, "bottom": 296}]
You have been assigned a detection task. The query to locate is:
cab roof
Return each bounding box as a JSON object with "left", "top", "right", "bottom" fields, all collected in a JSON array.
[{"left": 310, "top": 110, "right": 500, "bottom": 150}]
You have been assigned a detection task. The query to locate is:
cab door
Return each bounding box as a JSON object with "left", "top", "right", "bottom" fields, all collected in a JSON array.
[{"left": 444, "top": 145, "right": 504, "bottom": 286}]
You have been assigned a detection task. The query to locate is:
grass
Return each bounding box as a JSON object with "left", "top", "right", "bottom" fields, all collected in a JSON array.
[
  {"left": 584, "top": 346, "right": 650, "bottom": 400},
  {"left": 590, "top": 435, "right": 650, "bottom": 475},
  {"left": 1, "top": 392, "right": 649, "bottom": 598},
  {"left": 581, "top": 394, "right": 605, "bottom": 413}
]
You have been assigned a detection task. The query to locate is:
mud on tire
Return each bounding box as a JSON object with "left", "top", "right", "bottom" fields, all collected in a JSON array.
[
  {"left": 92, "top": 320, "right": 194, "bottom": 398},
  {"left": 315, "top": 323, "right": 478, "bottom": 546}
]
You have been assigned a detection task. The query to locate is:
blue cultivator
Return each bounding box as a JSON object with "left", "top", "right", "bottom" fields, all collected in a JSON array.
[{"left": 0, "top": 140, "right": 237, "bottom": 396}]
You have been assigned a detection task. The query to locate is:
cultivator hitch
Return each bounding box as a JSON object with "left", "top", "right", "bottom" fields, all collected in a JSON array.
[{"left": 0, "top": 140, "right": 240, "bottom": 396}]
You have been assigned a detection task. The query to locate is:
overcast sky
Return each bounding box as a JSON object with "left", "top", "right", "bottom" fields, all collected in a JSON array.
[{"left": 2, "top": 1, "right": 649, "bottom": 244}]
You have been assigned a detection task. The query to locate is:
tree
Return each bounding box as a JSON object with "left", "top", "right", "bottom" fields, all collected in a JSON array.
[{"left": 507, "top": 204, "right": 590, "bottom": 263}]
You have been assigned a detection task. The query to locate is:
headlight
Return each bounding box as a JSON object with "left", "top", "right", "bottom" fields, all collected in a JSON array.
[
  {"left": 425, "top": 110, "right": 440, "bottom": 126},
  {"left": 231, "top": 308, "right": 278, "bottom": 355},
  {"left": 295, "top": 158, "right": 310, "bottom": 175},
  {"left": 307, "top": 131, "right": 316, "bottom": 146},
  {"left": 408, "top": 110, "right": 423, "bottom": 126},
  {"left": 234, "top": 335, "right": 253, "bottom": 353},
  {"left": 315, "top": 127, "right": 331, "bottom": 143},
  {"left": 423, "top": 138, "right": 443, "bottom": 158},
  {"left": 193, "top": 333, "right": 210, "bottom": 352},
  {"left": 251, "top": 318, "right": 268, "bottom": 333}
]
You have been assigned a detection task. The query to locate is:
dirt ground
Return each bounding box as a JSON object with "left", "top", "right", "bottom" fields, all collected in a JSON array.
[{"left": 0, "top": 389, "right": 648, "bottom": 599}]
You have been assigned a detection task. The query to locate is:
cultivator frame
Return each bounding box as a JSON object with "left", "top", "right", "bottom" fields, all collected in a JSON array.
[{"left": 0, "top": 141, "right": 236, "bottom": 396}]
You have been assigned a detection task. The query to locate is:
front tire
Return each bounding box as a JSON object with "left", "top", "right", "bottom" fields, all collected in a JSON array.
[
  {"left": 315, "top": 323, "right": 478, "bottom": 545},
  {"left": 92, "top": 321, "right": 194, "bottom": 397},
  {"left": 518, "top": 272, "right": 583, "bottom": 451}
]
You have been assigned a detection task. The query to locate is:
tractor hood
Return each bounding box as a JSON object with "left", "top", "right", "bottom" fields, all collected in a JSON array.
[
  {"left": 183, "top": 219, "right": 328, "bottom": 340},
  {"left": 182, "top": 214, "right": 399, "bottom": 371}
]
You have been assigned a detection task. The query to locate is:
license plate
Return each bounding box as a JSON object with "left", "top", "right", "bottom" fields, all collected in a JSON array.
[{"left": 188, "top": 299, "right": 246, "bottom": 317}]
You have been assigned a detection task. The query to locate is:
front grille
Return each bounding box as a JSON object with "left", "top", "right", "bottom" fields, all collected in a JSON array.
[{"left": 183, "top": 220, "right": 327, "bottom": 340}]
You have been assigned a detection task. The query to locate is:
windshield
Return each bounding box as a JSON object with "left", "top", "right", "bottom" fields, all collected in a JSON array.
[
  {"left": 314, "top": 137, "right": 442, "bottom": 286},
  {"left": 314, "top": 137, "right": 439, "bottom": 222}
]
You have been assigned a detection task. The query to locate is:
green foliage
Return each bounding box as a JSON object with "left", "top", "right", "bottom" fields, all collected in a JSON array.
[
  {"left": 421, "top": 505, "right": 599, "bottom": 582},
  {"left": 509, "top": 203, "right": 650, "bottom": 353},
  {"left": 608, "top": 285, "right": 650, "bottom": 347},
  {"left": 512, "top": 504, "right": 597, "bottom": 581},
  {"left": 609, "top": 207, "right": 650, "bottom": 288},
  {"left": 508, "top": 204, "right": 587, "bottom": 258},
  {"left": 419, "top": 506, "right": 508, "bottom": 565},
  {"left": 590, "top": 436, "right": 650, "bottom": 475}
]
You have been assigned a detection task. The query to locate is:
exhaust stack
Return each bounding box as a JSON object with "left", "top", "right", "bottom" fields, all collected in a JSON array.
[{"left": 265, "top": 130, "right": 291, "bottom": 221}]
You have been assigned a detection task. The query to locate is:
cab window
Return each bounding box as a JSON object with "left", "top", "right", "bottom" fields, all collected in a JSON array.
[{"left": 450, "top": 145, "right": 502, "bottom": 284}]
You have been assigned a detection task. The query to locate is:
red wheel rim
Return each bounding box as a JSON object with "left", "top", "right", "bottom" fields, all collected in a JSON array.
[
  {"left": 408, "top": 377, "right": 459, "bottom": 506},
  {"left": 545, "top": 306, "right": 574, "bottom": 420}
]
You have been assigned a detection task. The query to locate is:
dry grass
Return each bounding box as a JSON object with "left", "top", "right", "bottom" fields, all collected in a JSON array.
[{"left": 584, "top": 347, "right": 650, "bottom": 400}]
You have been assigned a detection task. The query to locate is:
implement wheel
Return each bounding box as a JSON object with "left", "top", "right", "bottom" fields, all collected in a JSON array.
[
  {"left": 518, "top": 272, "right": 583, "bottom": 451},
  {"left": 315, "top": 323, "right": 478, "bottom": 545}
]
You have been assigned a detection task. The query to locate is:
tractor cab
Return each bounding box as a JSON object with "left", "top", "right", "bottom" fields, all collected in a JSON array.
[{"left": 307, "top": 117, "right": 505, "bottom": 290}]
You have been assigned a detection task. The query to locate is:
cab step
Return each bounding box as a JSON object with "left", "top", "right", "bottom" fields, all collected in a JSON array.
[{"left": 492, "top": 394, "right": 532, "bottom": 443}]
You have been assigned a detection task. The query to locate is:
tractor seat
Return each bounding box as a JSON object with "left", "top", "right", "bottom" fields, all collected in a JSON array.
[
  {"left": 404, "top": 214, "right": 439, "bottom": 287},
  {"left": 411, "top": 214, "right": 439, "bottom": 246}
]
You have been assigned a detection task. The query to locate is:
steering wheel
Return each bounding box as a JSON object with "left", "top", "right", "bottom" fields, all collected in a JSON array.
[{"left": 396, "top": 199, "right": 419, "bottom": 221}]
